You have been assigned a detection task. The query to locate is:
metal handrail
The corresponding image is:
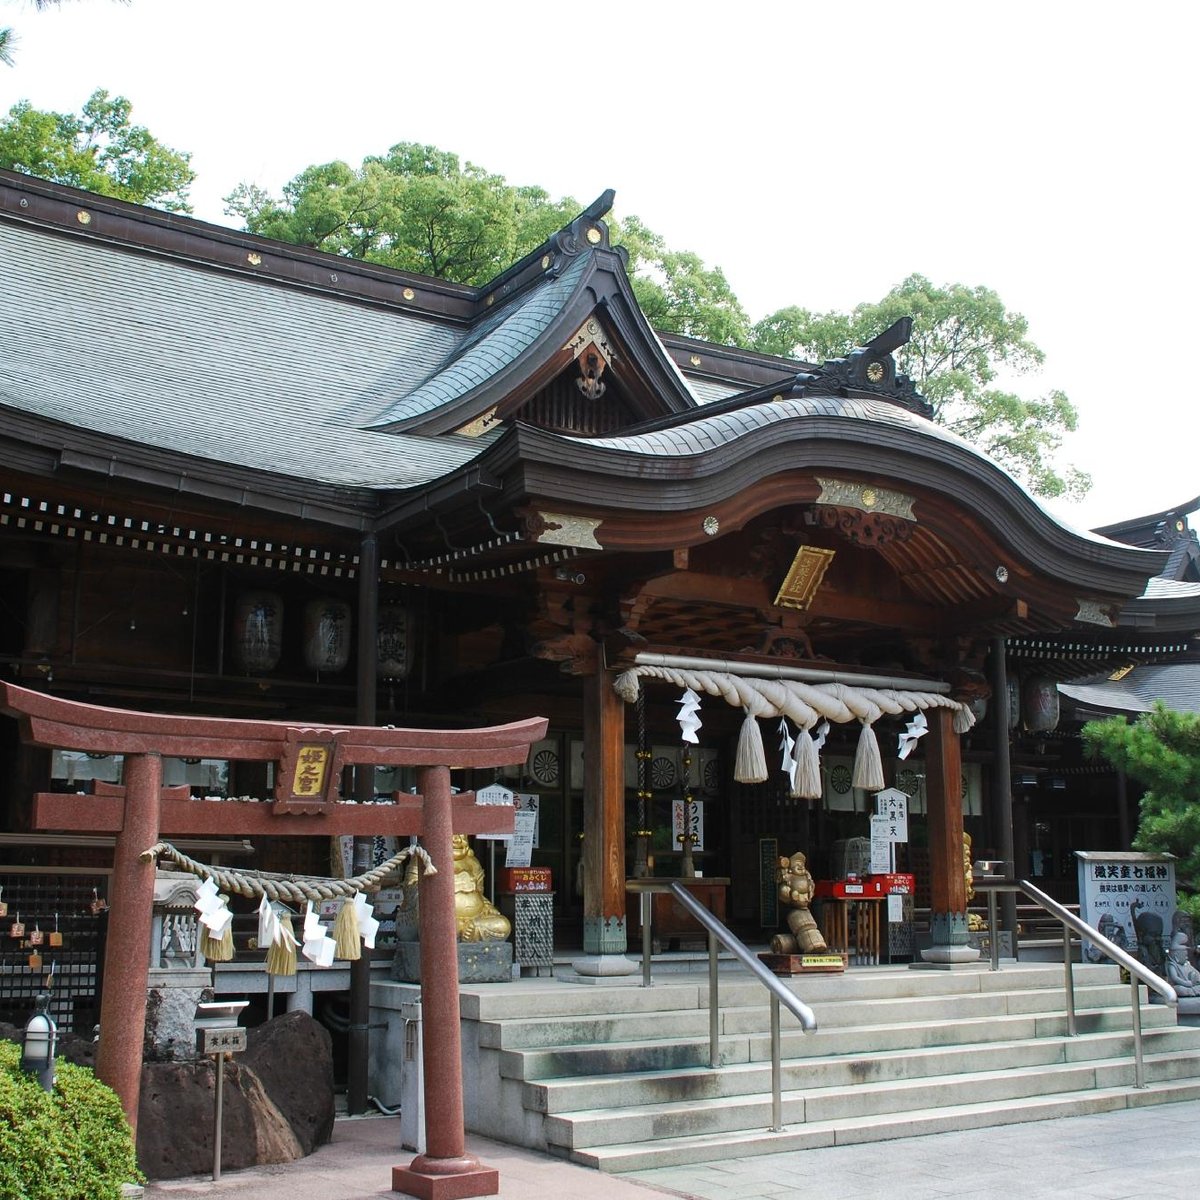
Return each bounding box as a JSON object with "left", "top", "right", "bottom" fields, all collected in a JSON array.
[
  {"left": 666, "top": 881, "right": 817, "bottom": 1132},
  {"left": 978, "top": 876, "right": 1176, "bottom": 1089}
]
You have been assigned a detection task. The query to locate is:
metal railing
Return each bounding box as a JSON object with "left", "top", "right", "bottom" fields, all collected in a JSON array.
[
  {"left": 973, "top": 874, "right": 1176, "bottom": 1088},
  {"left": 635, "top": 881, "right": 818, "bottom": 1131}
]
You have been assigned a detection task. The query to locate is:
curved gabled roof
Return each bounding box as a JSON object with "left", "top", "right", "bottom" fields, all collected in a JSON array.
[
  {"left": 474, "top": 393, "right": 1165, "bottom": 602},
  {"left": 362, "top": 252, "right": 596, "bottom": 430}
]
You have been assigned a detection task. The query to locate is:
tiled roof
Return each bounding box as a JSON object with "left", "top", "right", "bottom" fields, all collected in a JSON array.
[
  {"left": 364, "top": 254, "right": 593, "bottom": 430},
  {"left": 1059, "top": 663, "right": 1200, "bottom": 715},
  {"left": 0, "top": 221, "right": 486, "bottom": 490},
  {"left": 1141, "top": 577, "right": 1200, "bottom": 600}
]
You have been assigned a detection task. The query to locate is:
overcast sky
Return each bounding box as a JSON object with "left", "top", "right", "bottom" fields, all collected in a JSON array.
[{"left": 3, "top": 0, "right": 1196, "bottom": 533}]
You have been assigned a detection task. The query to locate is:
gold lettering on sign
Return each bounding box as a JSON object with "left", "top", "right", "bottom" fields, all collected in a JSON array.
[
  {"left": 816, "top": 477, "right": 916, "bottom": 521},
  {"left": 774, "top": 546, "right": 836, "bottom": 611},
  {"left": 292, "top": 745, "right": 329, "bottom": 797}
]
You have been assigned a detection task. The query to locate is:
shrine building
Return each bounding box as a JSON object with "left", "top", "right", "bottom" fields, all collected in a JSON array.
[{"left": 0, "top": 169, "right": 1193, "bottom": 1023}]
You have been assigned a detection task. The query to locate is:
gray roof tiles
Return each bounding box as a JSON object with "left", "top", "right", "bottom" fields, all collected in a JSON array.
[
  {"left": 1059, "top": 663, "right": 1200, "bottom": 715},
  {"left": 364, "top": 254, "right": 592, "bottom": 430},
  {"left": 0, "top": 222, "right": 485, "bottom": 489}
]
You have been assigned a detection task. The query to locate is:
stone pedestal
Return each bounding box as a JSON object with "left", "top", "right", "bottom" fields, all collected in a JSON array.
[
  {"left": 144, "top": 967, "right": 212, "bottom": 1061},
  {"left": 391, "top": 940, "right": 512, "bottom": 984}
]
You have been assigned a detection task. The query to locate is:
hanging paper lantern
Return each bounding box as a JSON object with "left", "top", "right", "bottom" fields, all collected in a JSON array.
[
  {"left": 1022, "top": 676, "right": 1060, "bottom": 733},
  {"left": 1006, "top": 677, "right": 1022, "bottom": 731},
  {"left": 303, "top": 598, "right": 352, "bottom": 672},
  {"left": 377, "top": 604, "right": 413, "bottom": 680},
  {"left": 232, "top": 591, "right": 283, "bottom": 673}
]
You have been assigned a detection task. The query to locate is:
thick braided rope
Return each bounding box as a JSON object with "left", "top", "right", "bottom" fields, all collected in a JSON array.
[
  {"left": 614, "top": 666, "right": 974, "bottom": 732},
  {"left": 140, "top": 841, "right": 437, "bottom": 903}
]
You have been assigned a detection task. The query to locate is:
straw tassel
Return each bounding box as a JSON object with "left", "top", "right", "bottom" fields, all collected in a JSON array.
[
  {"left": 265, "top": 913, "right": 298, "bottom": 977},
  {"left": 734, "top": 709, "right": 768, "bottom": 784},
  {"left": 791, "top": 727, "right": 823, "bottom": 800},
  {"left": 200, "top": 922, "right": 234, "bottom": 963},
  {"left": 852, "top": 719, "right": 885, "bottom": 791},
  {"left": 333, "top": 897, "right": 362, "bottom": 960}
]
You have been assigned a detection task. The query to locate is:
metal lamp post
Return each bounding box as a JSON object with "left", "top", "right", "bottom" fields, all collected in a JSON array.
[{"left": 21, "top": 992, "right": 57, "bottom": 1092}]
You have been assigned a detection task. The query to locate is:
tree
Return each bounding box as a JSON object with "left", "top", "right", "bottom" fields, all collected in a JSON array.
[
  {"left": 226, "top": 143, "right": 579, "bottom": 284},
  {"left": 1083, "top": 704, "right": 1200, "bottom": 918},
  {"left": 226, "top": 144, "right": 751, "bottom": 345},
  {"left": 0, "top": 26, "right": 13, "bottom": 67},
  {"left": 0, "top": 88, "right": 194, "bottom": 211},
  {"left": 750, "top": 275, "right": 1090, "bottom": 500},
  {"left": 614, "top": 214, "right": 751, "bottom": 346}
]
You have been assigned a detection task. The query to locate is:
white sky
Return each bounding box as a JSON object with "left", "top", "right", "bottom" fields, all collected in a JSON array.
[{"left": 2, "top": 0, "right": 1196, "bottom": 533}]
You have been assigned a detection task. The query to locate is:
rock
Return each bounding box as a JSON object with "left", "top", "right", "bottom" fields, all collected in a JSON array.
[
  {"left": 240, "top": 1010, "right": 335, "bottom": 1154},
  {"left": 137, "top": 1058, "right": 301, "bottom": 1180}
]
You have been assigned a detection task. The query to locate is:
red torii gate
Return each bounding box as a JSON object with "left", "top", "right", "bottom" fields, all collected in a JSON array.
[{"left": 1, "top": 682, "right": 546, "bottom": 1200}]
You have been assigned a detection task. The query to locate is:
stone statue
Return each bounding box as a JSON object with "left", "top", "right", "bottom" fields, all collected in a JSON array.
[
  {"left": 770, "top": 850, "right": 828, "bottom": 955},
  {"left": 1167, "top": 931, "right": 1200, "bottom": 997},
  {"left": 452, "top": 834, "right": 511, "bottom": 942}
]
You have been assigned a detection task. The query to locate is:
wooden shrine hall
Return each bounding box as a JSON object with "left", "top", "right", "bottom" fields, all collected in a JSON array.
[{"left": 0, "top": 168, "right": 1179, "bottom": 1018}]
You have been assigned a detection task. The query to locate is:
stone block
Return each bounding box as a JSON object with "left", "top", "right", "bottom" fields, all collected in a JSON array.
[{"left": 391, "top": 940, "right": 513, "bottom": 983}]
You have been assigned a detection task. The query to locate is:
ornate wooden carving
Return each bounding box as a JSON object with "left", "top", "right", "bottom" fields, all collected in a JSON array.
[{"left": 815, "top": 504, "right": 914, "bottom": 548}]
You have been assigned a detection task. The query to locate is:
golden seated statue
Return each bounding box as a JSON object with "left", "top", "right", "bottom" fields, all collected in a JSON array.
[{"left": 453, "top": 833, "right": 511, "bottom": 942}]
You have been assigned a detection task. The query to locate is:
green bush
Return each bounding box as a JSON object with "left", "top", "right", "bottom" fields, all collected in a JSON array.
[{"left": 0, "top": 1040, "right": 142, "bottom": 1200}]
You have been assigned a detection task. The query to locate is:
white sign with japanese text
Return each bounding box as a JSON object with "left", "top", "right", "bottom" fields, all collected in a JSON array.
[{"left": 874, "top": 788, "right": 909, "bottom": 842}]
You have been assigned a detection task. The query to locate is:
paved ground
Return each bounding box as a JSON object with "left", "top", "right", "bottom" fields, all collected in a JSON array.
[{"left": 143, "top": 1099, "right": 1200, "bottom": 1200}]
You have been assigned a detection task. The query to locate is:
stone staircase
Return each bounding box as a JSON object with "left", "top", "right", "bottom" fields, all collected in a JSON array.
[{"left": 454, "top": 961, "right": 1200, "bottom": 1171}]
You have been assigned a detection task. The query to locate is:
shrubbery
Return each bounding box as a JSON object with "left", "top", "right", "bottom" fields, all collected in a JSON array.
[{"left": 0, "top": 1040, "right": 142, "bottom": 1200}]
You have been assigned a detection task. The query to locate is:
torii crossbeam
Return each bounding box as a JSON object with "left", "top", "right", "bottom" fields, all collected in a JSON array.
[{"left": 1, "top": 682, "right": 546, "bottom": 1200}]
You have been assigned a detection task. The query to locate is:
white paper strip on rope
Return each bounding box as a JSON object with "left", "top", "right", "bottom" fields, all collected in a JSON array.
[
  {"left": 778, "top": 719, "right": 797, "bottom": 791},
  {"left": 677, "top": 687, "right": 702, "bottom": 744}
]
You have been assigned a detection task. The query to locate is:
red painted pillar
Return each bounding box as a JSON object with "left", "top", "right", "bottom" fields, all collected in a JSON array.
[
  {"left": 95, "top": 751, "right": 163, "bottom": 1134},
  {"left": 393, "top": 764, "right": 498, "bottom": 1200}
]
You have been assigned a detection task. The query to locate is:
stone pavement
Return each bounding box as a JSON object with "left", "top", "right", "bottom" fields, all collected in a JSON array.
[{"left": 143, "top": 1100, "right": 1200, "bottom": 1200}]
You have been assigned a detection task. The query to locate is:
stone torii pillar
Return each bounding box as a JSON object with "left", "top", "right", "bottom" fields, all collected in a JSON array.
[{"left": 0, "top": 682, "right": 545, "bottom": 1200}]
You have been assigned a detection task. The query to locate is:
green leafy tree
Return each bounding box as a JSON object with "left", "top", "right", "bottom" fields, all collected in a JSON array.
[
  {"left": 226, "top": 145, "right": 751, "bottom": 345},
  {"left": 1083, "top": 703, "right": 1200, "bottom": 918},
  {"left": 614, "top": 214, "right": 751, "bottom": 346},
  {"left": 750, "top": 275, "right": 1090, "bottom": 499},
  {"left": 0, "top": 88, "right": 194, "bottom": 211},
  {"left": 226, "top": 143, "right": 579, "bottom": 283}
]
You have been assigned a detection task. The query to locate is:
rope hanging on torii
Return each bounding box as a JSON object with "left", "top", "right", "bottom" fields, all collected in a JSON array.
[
  {"left": 613, "top": 665, "right": 975, "bottom": 796},
  {"left": 140, "top": 840, "right": 437, "bottom": 904}
]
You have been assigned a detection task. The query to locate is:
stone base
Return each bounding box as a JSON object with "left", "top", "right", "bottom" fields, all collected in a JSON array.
[
  {"left": 758, "top": 952, "right": 847, "bottom": 975},
  {"left": 390, "top": 940, "right": 513, "bottom": 984},
  {"left": 392, "top": 1160, "right": 498, "bottom": 1199},
  {"left": 914, "top": 943, "right": 983, "bottom": 968},
  {"left": 570, "top": 953, "right": 640, "bottom": 978}
]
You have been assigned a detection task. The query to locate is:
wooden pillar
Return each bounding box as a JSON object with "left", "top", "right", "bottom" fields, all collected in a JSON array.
[
  {"left": 920, "top": 708, "right": 979, "bottom": 965},
  {"left": 95, "top": 751, "right": 162, "bottom": 1134},
  {"left": 347, "top": 530, "right": 378, "bottom": 1116},
  {"left": 393, "top": 764, "right": 498, "bottom": 1200},
  {"left": 1116, "top": 769, "right": 1132, "bottom": 850},
  {"left": 579, "top": 669, "right": 630, "bottom": 962}
]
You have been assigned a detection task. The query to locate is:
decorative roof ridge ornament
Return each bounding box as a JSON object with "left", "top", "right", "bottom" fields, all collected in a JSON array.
[
  {"left": 476, "top": 190, "right": 617, "bottom": 304},
  {"left": 545, "top": 189, "right": 617, "bottom": 277},
  {"left": 793, "top": 317, "right": 933, "bottom": 419}
]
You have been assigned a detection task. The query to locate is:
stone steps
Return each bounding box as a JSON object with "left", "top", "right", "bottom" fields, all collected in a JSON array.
[
  {"left": 567, "top": 1079, "right": 1200, "bottom": 1172},
  {"left": 521, "top": 1025, "right": 1200, "bottom": 1114},
  {"left": 448, "top": 961, "right": 1200, "bottom": 1168}
]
